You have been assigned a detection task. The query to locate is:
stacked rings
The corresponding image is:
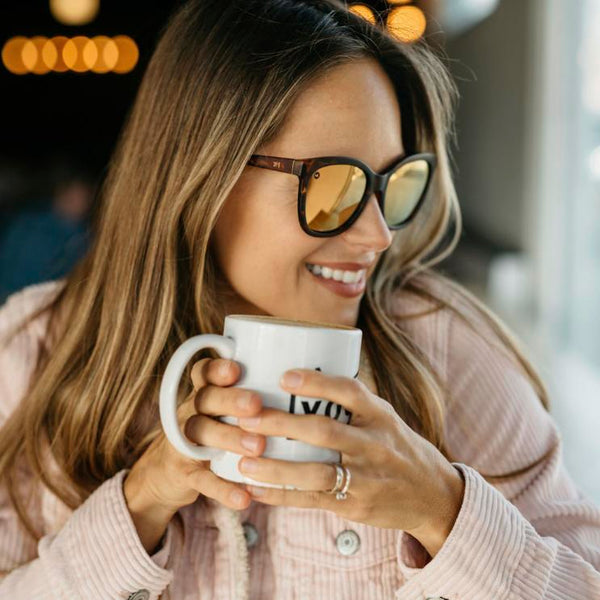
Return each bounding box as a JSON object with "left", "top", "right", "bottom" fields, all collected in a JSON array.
[{"left": 326, "top": 463, "right": 351, "bottom": 500}]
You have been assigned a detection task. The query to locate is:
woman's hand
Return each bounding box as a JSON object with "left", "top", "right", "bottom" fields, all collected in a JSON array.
[
  {"left": 235, "top": 368, "right": 465, "bottom": 558},
  {"left": 123, "top": 358, "right": 266, "bottom": 552}
]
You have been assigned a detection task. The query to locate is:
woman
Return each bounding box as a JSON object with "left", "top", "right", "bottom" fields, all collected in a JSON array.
[{"left": 1, "top": 1, "right": 599, "bottom": 598}]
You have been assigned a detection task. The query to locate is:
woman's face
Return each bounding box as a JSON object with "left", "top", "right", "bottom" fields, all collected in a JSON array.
[{"left": 212, "top": 57, "right": 404, "bottom": 327}]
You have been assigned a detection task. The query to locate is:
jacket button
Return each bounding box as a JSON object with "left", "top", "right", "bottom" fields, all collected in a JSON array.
[
  {"left": 243, "top": 522, "right": 260, "bottom": 548},
  {"left": 127, "top": 591, "right": 150, "bottom": 600},
  {"left": 335, "top": 529, "right": 360, "bottom": 556}
]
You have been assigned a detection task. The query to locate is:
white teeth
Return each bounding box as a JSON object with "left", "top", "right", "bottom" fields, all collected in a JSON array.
[{"left": 306, "top": 263, "right": 365, "bottom": 284}]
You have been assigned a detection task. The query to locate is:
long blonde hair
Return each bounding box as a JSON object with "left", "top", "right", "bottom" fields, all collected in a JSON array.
[{"left": 0, "top": 0, "right": 553, "bottom": 542}]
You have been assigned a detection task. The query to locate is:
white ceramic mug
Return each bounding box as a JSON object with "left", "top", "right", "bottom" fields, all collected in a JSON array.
[{"left": 159, "top": 314, "right": 362, "bottom": 489}]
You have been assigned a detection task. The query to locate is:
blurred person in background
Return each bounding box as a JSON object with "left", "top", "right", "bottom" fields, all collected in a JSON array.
[
  {"left": 0, "top": 158, "right": 31, "bottom": 240},
  {"left": 0, "top": 158, "right": 95, "bottom": 305}
]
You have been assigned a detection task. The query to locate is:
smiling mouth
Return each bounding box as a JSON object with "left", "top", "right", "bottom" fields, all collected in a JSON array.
[
  {"left": 304, "top": 263, "right": 367, "bottom": 298},
  {"left": 304, "top": 263, "right": 367, "bottom": 284}
]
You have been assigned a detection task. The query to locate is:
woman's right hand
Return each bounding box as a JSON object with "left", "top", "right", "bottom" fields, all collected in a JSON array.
[{"left": 123, "top": 357, "right": 266, "bottom": 552}]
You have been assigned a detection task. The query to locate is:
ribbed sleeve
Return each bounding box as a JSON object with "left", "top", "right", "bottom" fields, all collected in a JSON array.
[
  {"left": 0, "top": 469, "right": 174, "bottom": 599},
  {"left": 0, "top": 285, "right": 175, "bottom": 598},
  {"left": 395, "top": 461, "right": 600, "bottom": 599},
  {"left": 393, "top": 286, "right": 600, "bottom": 598}
]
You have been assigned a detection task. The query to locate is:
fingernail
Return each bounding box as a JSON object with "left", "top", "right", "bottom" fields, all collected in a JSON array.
[
  {"left": 281, "top": 370, "right": 302, "bottom": 388},
  {"left": 241, "top": 435, "right": 260, "bottom": 452},
  {"left": 240, "top": 458, "right": 258, "bottom": 473}
]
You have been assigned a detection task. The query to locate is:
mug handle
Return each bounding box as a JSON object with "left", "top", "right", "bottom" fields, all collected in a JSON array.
[{"left": 159, "top": 334, "right": 236, "bottom": 460}]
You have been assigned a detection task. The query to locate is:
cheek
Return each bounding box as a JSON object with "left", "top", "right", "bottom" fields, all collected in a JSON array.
[{"left": 214, "top": 189, "right": 316, "bottom": 290}]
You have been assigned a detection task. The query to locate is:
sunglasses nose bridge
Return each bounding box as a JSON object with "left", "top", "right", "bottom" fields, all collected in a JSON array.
[{"left": 370, "top": 172, "right": 389, "bottom": 211}]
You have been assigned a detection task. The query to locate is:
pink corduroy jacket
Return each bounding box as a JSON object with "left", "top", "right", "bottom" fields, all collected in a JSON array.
[{"left": 1, "top": 279, "right": 600, "bottom": 600}]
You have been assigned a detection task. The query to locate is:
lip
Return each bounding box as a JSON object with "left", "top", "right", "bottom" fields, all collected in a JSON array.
[
  {"left": 305, "top": 261, "right": 374, "bottom": 271},
  {"left": 305, "top": 264, "right": 366, "bottom": 298}
]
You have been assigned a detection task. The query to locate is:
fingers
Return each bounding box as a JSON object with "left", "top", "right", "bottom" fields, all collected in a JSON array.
[
  {"left": 191, "top": 357, "right": 240, "bottom": 391},
  {"left": 194, "top": 384, "right": 262, "bottom": 418},
  {"left": 191, "top": 468, "right": 251, "bottom": 510},
  {"left": 184, "top": 413, "right": 265, "bottom": 457},
  {"left": 191, "top": 358, "right": 262, "bottom": 418}
]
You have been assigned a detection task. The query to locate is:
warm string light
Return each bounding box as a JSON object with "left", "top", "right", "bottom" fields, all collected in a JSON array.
[
  {"left": 348, "top": 1, "right": 426, "bottom": 43},
  {"left": 49, "top": 0, "right": 100, "bottom": 26},
  {"left": 1, "top": 35, "right": 138, "bottom": 75}
]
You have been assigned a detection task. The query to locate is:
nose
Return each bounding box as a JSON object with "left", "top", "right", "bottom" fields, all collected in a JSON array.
[{"left": 340, "top": 192, "right": 393, "bottom": 252}]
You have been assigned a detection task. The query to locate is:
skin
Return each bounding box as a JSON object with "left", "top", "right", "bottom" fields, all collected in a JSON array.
[
  {"left": 211, "top": 57, "right": 397, "bottom": 328},
  {"left": 208, "top": 57, "right": 466, "bottom": 559}
]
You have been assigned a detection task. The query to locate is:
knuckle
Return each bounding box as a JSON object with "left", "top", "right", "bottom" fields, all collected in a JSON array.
[
  {"left": 184, "top": 414, "right": 201, "bottom": 441},
  {"left": 218, "top": 359, "right": 239, "bottom": 384},
  {"left": 184, "top": 413, "right": 237, "bottom": 452},
  {"left": 350, "top": 377, "right": 366, "bottom": 397},
  {"left": 214, "top": 358, "right": 231, "bottom": 379},
  {"left": 191, "top": 359, "right": 210, "bottom": 390},
  {"left": 235, "top": 390, "right": 259, "bottom": 412},
  {"left": 193, "top": 384, "right": 210, "bottom": 413},
  {"left": 248, "top": 391, "right": 262, "bottom": 406},
  {"left": 380, "top": 401, "right": 397, "bottom": 421},
  {"left": 315, "top": 416, "right": 336, "bottom": 443}
]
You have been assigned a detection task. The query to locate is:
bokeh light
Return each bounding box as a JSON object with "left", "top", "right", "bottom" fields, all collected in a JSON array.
[
  {"left": 112, "top": 35, "right": 139, "bottom": 74},
  {"left": 386, "top": 5, "right": 427, "bottom": 43},
  {"left": 27, "top": 37, "right": 54, "bottom": 74},
  {"left": 348, "top": 4, "right": 377, "bottom": 24},
  {"left": 41, "top": 38, "right": 59, "bottom": 71},
  {"left": 2, "top": 36, "right": 28, "bottom": 75},
  {"left": 20, "top": 39, "right": 39, "bottom": 73},
  {"left": 49, "top": 36, "right": 70, "bottom": 72},
  {"left": 90, "top": 35, "right": 119, "bottom": 73},
  {"left": 63, "top": 36, "right": 95, "bottom": 72},
  {"left": 49, "top": 0, "right": 100, "bottom": 26},
  {"left": 2, "top": 35, "right": 139, "bottom": 75}
]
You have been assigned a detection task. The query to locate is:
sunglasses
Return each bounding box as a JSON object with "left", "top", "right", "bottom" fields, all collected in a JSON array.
[{"left": 246, "top": 151, "right": 437, "bottom": 237}]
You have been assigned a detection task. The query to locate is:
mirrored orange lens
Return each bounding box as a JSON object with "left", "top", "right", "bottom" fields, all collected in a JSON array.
[
  {"left": 305, "top": 159, "right": 430, "bottom": 232},
  {"left": 385, "top": 159, "right": 429, "bottom": 225},
  {"left": 305, "top": 164, "right": 366, "bottom": 232}
]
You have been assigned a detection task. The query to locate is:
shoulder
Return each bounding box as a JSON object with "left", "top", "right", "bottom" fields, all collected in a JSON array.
[
  {"left": 389, "top": 274, "right": 557, "bottom": 487},
  {"left": 0, "top": 279, "right": 66, "bottom": 424},
  {"left": 0, "top": 279, "right": 65, "bottom": 341},
  {"left": 389, "top": 271, "right": 526, "bottom": 382}
]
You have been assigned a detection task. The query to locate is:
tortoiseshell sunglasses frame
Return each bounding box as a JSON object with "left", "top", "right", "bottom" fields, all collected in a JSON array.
[{"left": 246, "top": 152, "right": 437, "bottom": 237}]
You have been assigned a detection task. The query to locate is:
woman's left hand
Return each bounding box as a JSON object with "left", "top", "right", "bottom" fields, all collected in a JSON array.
[{"left": 236, "top": 368, "right": 465, "bottom": 558}]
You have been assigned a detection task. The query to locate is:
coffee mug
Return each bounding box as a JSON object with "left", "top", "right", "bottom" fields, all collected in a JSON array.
[{"left": 159, "top": 314, "right": 362, "bottom": 490}]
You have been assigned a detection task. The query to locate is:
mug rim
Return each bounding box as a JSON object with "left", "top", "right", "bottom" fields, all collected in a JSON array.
[{"left": 226, "top": 314, "right": 359, "bottom": 332}]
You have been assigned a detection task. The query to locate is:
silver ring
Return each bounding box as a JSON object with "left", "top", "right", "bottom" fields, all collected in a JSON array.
[
  {"left": 336, "top": 466, "right": 351, "bottom": 500},
  {"left": 326, "top": 463, "right": 345, "bottom": 494}
]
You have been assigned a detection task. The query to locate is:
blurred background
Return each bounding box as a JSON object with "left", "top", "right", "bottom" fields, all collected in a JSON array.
[{"left": 1, "top": 0, "right": 599, "bottom": 502}]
